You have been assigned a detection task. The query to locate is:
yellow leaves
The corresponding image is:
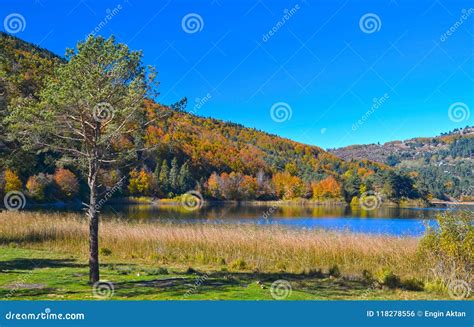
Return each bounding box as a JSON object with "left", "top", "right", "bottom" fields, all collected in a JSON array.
[
  {"left": 272, "top": 172, "right": 306, "bottom": 199},
  {"left": 128, "top": 169, "right": 153, "bottom": 196},
  {"left": 4, "top": 169, "right": 22, "bottom": 193}
]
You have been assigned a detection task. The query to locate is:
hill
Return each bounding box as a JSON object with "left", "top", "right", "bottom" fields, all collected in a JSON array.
[
  {"left": 329, "top": 128, "right": 474, "bottom": 200},
  {"left": 0, "top": 33, "right": 458, "bottom": 204}
]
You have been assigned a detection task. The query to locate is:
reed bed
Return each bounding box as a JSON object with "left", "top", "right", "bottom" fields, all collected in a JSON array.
[{"left": 0, "top": 211, "right": 422, "bottom": 278}]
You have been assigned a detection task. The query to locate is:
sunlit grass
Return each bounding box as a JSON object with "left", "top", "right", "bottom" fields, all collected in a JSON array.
[{"left": 0, "top": 211, "right": 422, "bottom": 279}]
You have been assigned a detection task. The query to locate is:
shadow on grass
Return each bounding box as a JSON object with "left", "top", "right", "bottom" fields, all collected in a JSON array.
[
  {"left": 0, "top": 257, "right": 389, "bottom": 299},
  {"left": 0, "top": 258, "right": 85, "bottom": 271},
  {"left": 111, "top": 270, "right": 374, "bottom": 299}
]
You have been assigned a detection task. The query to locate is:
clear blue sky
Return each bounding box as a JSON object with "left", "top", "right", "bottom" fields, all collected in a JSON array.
[{"left": 1, "top": 0, "right": 473, "bottom": 148}]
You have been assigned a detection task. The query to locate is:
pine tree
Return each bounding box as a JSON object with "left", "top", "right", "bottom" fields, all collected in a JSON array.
[
  {"left": 153, "top": 160, "right": 161, "bottom": 194},
  {"left": 178, "top": 162, "right": 192, "bottom": 193},
  {"left": 154, "top": 160, "right": 161, "bottom": 180},
  {"left": 159, "top": 159, "right": 169, "bottom": 195},
  {"left": 169, "top": 157, "right": 179, "bottom": 193}
]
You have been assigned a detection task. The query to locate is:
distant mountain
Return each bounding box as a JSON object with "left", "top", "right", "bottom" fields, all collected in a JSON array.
[
  {"left": 329, "top": 128, "right": 474, "bottom": 200},
  {"left": 329, "top": 127, "right": 474, "bottom": 164}
]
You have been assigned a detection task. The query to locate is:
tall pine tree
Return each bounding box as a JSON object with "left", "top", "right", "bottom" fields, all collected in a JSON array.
[
  {"left": 178, "top": 161, "right": 192, "bottom": 193},
  {"left": 159, "top": 159, "right": 170, "bottom": 196},
  {"left": 153, "top": 159, "right": 161, "bottom": 196},
  {"left": 169, "top": 157, "right": 179, "bottom": 194}
]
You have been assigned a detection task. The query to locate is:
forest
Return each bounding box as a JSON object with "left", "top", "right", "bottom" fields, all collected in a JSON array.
[{"left": 0, "top": 32, "right": 468, "bottom": 206}]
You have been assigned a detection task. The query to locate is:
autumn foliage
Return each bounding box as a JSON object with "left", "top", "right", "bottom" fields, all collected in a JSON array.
[
  {"left": 3, "top": 169, "right": 22, "bottom": 193},
  {"left": 128, "top": 169, "right": 153, "bottom": 196},
  {"left": 53, "top": 168, "right": 79, "bottom": 199},
  {"left": 311, "top": 176, "right": 342, "bottom": 200}
]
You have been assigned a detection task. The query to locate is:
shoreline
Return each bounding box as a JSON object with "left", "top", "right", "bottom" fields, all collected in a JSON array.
[{"left": 15, "top": 196, "right": 474, "bottom": 210}]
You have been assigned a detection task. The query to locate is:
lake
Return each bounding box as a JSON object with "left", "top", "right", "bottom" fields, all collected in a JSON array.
[{"left": 99, "top": 203, "right": 472, "bottom": 237}]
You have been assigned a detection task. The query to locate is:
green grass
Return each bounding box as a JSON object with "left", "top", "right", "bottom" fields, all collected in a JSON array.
[{"left": 0, "top": 246, "right": 449, "bottom": 300}]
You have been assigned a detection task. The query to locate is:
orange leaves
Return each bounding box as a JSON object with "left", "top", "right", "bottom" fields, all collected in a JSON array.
[
  {"left": 311, "top": 176, "right": 342, "bottom": 200},
  {"left": 205, "top": 171, "right": 258, "bottom": 200},
  {"left": 53, "top": 168, "right": 79, "bottom": 199}
]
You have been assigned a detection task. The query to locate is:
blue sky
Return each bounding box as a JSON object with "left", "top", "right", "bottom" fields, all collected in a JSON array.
[{"left": 1, "top": 0, "right": 473, "bottom": 148}]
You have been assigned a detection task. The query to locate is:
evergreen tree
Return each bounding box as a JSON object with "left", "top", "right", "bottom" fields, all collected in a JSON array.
[
  {"left": 159, "top": 159, "right": 169, "bottom": 195},
  {"left": 343, "top": 175, "right": 361, "bottom": 202},
  {"left": 153, "top": 159, "right": 161, "bottom": 194},
  {"left": 178, "top": 162, "right": 192, "bottom": 193},
  {"left": 169, "top": 157, "right": 179, "bottom": 193},
  {"left": 154, "top": 160, "right": 161, "bottom": 180}
]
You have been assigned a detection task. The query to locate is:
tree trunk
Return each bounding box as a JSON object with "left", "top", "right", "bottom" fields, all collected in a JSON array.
[{"left": 87, "top": 161, "right": 100, "bottom": 284}]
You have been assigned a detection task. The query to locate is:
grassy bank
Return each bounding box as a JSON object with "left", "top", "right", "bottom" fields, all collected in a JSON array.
[
  {"left": 0, "top": 211, "right": 461, "bottom": 300},
  {"left": 0, "top": 211, "right": 421, "bottom": 277},
  {"left": 0, "top": 247, "right": 445, "bottom": 300}
]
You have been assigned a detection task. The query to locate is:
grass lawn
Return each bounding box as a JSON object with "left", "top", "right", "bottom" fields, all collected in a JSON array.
[{"left": 0, "top": 246, "right": 449, "bottom": 300}]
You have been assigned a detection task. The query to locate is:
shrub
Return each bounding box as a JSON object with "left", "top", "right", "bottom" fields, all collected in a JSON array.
[
  {"left": 26, "top": 176, "right": 42, "bottom": 200},
  {"left": 424, "top": 279, "right": 447, "bottom": 294},
  {"left": 374, "top": 268, "right": 400, "bottom": 288},
  {"left": 418, "top": 211, "right": 473, "bottom": 283}
]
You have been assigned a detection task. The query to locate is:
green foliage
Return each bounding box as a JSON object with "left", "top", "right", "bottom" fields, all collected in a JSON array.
[
  {"left": 449, "top": 137, "right": 474, "bottom": 158},
  {"left": 169, "top": 158, "right": 179, "bottom": 193},
  {"left": 177, "top": 162, "right": 192, "bottom": 193},
  {"left": 343, "top": 174, "right": 361, "bottom": 202},
  {"left": 158, "top": 160, "right": 170, "bottom": 195},
  {"left": 382, "top": 171, "right": 417, "bottom": 200},
  {"left": 418, "top": 210, "right": 473, "bottom": 281}
]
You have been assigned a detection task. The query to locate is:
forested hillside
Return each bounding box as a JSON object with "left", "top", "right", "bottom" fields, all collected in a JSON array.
[
  {"left": 0, "top": 32, "right": 464, "bottom": 204},
  {"left": 330, "top": 128, "right": 474, "bottom": 201}
]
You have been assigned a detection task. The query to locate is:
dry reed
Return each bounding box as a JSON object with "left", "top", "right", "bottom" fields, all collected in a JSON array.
[{"left": 0, "top": 211, "right": 423, "bottom": 277}]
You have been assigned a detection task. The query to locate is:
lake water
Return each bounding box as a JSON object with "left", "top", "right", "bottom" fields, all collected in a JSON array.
[{"left": 100, "top": 204, "right": 472, "bottom": 237}]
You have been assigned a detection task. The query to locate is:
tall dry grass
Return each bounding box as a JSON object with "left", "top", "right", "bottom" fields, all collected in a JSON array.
[{"left": 0, "top": 211, "right": 423, "bottom": 277}]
